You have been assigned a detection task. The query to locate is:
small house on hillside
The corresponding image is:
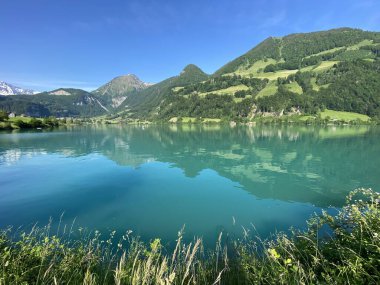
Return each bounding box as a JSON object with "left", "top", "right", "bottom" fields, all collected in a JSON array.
[{"left": 8, "top": 112, "right": 16, "bottom": 118}]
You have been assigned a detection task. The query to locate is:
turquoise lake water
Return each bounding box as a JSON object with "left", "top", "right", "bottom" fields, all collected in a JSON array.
[{"left": 0, "top": 125, "right": 379, "bottom": 245}]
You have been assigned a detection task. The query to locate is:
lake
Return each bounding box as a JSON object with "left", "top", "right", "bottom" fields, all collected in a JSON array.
[{"left": 0, "top": 125, "right": 379, "bottom": 246}]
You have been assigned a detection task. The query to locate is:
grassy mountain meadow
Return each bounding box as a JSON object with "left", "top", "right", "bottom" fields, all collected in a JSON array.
[{"left": 1, "top": 28, "right": 380, "bottom": 122}]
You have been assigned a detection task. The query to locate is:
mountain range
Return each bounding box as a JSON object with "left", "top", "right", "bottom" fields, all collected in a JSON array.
[
  {"left": 0, "top": 81, "right": 35, "bottom": 96},
  {"left": 1, "top": 27, "right": 380, "bottom": 119}
]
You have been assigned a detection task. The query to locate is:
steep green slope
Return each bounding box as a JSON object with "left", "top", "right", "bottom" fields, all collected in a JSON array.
[
  {"left": 120, "top": 64, "right": 209, "bottom": 117},
  {"left": 213, "top": 37, "right": 282, "bottom": 76},
  {"left": 314, "top": 60, "right": 380, "bottom": 116},
  {"left": 215, "top": 28, "right": 379, "bottom": 76},
  {"left": 149, "top": 28, "right": 380, "bottom": 121}
]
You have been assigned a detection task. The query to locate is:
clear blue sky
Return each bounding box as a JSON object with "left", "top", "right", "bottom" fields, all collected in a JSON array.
[{"left": 1, "top": 0, "right": 379, "bottom": 91}]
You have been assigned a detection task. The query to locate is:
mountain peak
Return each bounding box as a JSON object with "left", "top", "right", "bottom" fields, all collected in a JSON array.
[
  {"left": 0, "top": 81, "right": 35, "bottom": 96},
  {"left": 179, "top": 64, "right": 209, "bottom": 82},
  {"left": 116, "top": 74, "right": 140, "bottom": 81},
  {"left": 181, "top": 64, "right": 205, "bottom": 75},
  {"left": 92, "top": 74, "right": 151, "bottom": 108}
]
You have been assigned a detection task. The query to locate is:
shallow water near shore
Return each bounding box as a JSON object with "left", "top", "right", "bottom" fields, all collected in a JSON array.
[{"left": 0, "top": 125, "right": 379, "bottom": 246}]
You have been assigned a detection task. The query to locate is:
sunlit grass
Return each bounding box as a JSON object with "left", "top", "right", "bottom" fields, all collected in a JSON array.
[
  {"left": 255, "top": 69, "right": 299, "bottom": 80},
  {"left": 8, "top": 116, "right": 35, "bottom": 123},
  {"left": 303, "top": 46, "right": 346, "bottom": 58},
  {"left": 197, "top": 84, "right": 249, "bottom": 97},
  {"left": 347, "top": 39, "right": 374, "bottom": 50},
  {"left": 256, "top": 81, "right": 278, "bottom": 98},
  {"left": 320, "top": 109, "right": 370, "bottom": 122},
  {"left": 284, "top": 81, "right": 303, "bottom": 94},
  {"left": 312, "top": 61, "right": 339, "bottom": 72},
  {"left": 230, "top": 58, "right": 278, "bottom": 77}
]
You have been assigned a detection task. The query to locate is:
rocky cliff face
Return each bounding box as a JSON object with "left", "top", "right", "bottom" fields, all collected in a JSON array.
[{"left": 92, "top": 74, "right": 150, "bottom": 108}]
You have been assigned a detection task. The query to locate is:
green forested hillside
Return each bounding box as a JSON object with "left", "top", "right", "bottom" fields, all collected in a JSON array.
[
  {"left": 124, "top": 28, "right": 380, "bottom": 121},
  {"left": 120, "top": 64, "right": 209, "bottom": 117},
  {"left": 213, "top": 37, "right": 283, "bottom": 76},
  {"left": 215, "top": 28, "right": 379, "bottom": 75},
  {"left": 0, "top": 89, "right": 107, "bottom": 117}
]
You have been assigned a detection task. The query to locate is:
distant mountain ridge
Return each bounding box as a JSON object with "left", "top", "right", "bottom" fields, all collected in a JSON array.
[
  {"left": 0, "top": 88, "right": 108, "bottom": 117},
  {"left": 0, "top": 81, "right": 35, "bottom": 95}
]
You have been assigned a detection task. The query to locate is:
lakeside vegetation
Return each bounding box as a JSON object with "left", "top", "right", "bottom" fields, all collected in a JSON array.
[
  {"left": 0, "top": 111, "right": 107, "bottom": 131},
  {"left": 0, "top": 111, "right": 58, "bottom": 130},
  {"left": 159, "top": 108, "right": 372, "bottom": 126},
  {"left": 0, "top": 188, "right": 379, "bottom": 284},
  {"left": 0, "top": 111, "right": 373, "bottom": 131}
]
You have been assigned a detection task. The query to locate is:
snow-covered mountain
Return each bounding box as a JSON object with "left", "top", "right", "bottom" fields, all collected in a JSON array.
[{"left": 0, "top": 81, "right": 35, "bottom": 95}]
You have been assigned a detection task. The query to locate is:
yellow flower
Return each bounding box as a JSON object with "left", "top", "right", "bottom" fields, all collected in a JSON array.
[{"left": 268, "top": 248, "right": 280, "bottom": 259}]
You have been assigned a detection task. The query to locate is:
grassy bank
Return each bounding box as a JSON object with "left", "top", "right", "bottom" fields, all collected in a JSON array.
[
  {"left": 0, "top": 116, "right": 99, "bottom": 131},
  {"left": 1, "top": 189, "right": 379, "bottom": 284},
  {"left": 165, "top": 112, "right": 373, "bottom": 126},
  {"left": 163, "top": 109, "right": 373, "bottom": 126},
  {"left": 0, "top": 116, "right": 60, "bottom": 130},
  {"left": 319, "top": 109, "right": 370, "bottom": 122}
]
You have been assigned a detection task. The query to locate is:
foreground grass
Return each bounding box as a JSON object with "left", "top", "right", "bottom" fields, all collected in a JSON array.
[{"left": 1, "top": 188, "right": 380, "bottom": 284}]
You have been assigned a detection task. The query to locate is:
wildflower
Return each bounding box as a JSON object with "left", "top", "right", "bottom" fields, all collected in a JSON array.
[{"left": 268, "top": 248, "right": 280, "bottom": 259}]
